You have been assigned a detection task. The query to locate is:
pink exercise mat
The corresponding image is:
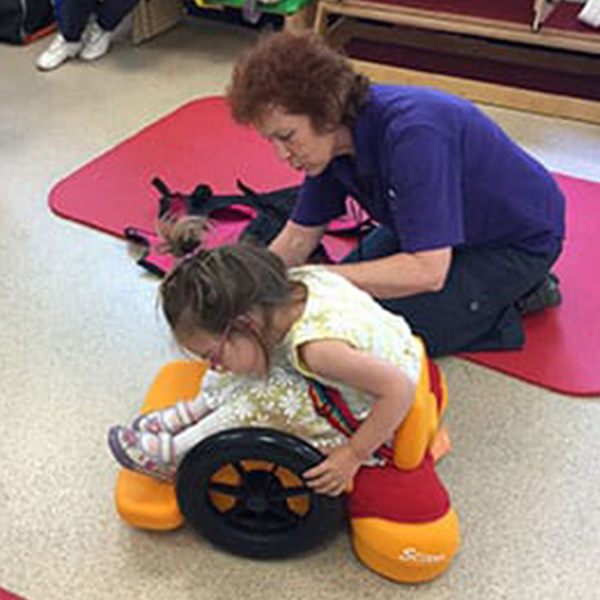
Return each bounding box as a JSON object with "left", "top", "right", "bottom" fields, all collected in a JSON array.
[
  {"left": 0, "top": 587, "right": 27, "bottom": 600},
  {"left": 49, "top": 97, "right": 600, "bottom": 396}
]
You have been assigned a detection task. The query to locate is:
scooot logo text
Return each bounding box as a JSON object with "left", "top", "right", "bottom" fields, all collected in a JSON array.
[{"left": 398, "top": 548, "right": 446, "bottom": 564}]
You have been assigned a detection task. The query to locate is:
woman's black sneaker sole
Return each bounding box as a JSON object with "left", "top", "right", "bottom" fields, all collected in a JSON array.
[{"left": 517, "top": 273, "right": 562, "bottom": 315}]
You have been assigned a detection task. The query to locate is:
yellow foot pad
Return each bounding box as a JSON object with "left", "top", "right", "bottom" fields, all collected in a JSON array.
[
  {"left": 114, "top": 360, "right": 208, "bottom": 531},
  {"left": 348, "top": 456, "right": 460, "bottom": 583},
  {"left": 351, "top": 509, "right": 460, "bottom": 583},
  {"left": 115, "top": 470, "right": 183, "bottom": 531}
]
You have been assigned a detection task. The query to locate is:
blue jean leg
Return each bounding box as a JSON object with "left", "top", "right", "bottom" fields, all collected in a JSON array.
[
  {"left": 97, "top": 0, "right": 141, "bottom": 31},
  {"left": 54, "top": 0, "right": 96, "bottom": 40},
  {"left": 54, "top": 0, "right": 140, "bottom": 39},
  {"left": 342, "top": 225, "right": 400, "bottom": 264},
  {"left": 342, "top": 226, "right": 561, "bottom": 356}
]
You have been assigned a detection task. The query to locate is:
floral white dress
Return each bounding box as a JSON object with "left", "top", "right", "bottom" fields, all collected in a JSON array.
[
  {"left": 177, "top": 365, "right": 347, "bottom": 454},
  {"left": 282, "top": 266, "right": 422, "bottom": 421}
]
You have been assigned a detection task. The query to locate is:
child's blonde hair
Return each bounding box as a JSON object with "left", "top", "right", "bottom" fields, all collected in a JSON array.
[{"left": 159, "top": 217, "right": 300, "bottom": 348}]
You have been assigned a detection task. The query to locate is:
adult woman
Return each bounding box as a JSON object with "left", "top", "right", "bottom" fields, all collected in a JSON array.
[{"left": 227, "top": 31, "right": 565, "bottom": 357}]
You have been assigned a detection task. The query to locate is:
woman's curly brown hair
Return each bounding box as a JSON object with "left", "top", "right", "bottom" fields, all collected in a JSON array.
[{"left": 227, "top": 31, "right": 370, "bottom": 132}]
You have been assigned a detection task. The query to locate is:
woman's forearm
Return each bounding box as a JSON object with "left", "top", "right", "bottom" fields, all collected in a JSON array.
[
  {"left": 327, "top": 247, "right": 452, "bottom": 299},
  {"left": 270, "top": 221, "right": 326, "bottom": 267}
]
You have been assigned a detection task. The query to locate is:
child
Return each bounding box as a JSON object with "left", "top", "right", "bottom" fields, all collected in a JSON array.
[{"left": 109, "top": 218, "right": 428, "bottom": 496}]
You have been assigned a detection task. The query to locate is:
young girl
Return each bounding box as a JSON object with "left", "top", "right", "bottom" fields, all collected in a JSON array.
[{"left": 109, "top": 218, "right": 428, "bottom": 496}]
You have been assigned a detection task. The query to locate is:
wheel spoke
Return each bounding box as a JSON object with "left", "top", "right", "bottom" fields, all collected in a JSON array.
[
  {"left": 281, "top": 485, "right": 309, "bottom": 498},
  {"left": 267, "top": 504, "right": 302, "bottom": 525},
  {"left": 231, "top": 461, "right": 247, "bottom": 480},
  {"left": 226, "top": 502, "right": 253, "bottom": 522},
  {"left": 208, "top": 481, "right": 244, "bottom": 497}
]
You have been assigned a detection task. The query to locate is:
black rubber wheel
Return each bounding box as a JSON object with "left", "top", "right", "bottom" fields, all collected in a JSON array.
[{"left": 176, "top": 427, "right": 346, "bottom": 559}]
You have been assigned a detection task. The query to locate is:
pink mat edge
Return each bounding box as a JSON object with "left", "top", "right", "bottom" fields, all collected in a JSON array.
[
  {"left": 48, "top": 96, "right": 224, "bottom": 223},
  {"left": 457, "top": 353, "right": 599, "bottom": 398}
]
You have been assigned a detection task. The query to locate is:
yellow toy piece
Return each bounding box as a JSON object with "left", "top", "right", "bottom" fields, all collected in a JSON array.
[
  {"left": 393, "top": 337, "right": 448, "bottom": 470},
  {"left": 115, "top": 360, "right": 209, "bottom": 531},
  {"left": 352, "top": 510, "right": 460, "bottom": 583}
]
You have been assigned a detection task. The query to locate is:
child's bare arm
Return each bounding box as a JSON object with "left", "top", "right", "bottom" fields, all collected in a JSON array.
[{"left": 299, "top": 339, "right": 415, "bottom": 496}]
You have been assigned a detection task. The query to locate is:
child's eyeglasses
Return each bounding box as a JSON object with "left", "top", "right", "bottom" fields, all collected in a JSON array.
[{"left": 205, "top": 323, "right": 231, "bottom": 370}]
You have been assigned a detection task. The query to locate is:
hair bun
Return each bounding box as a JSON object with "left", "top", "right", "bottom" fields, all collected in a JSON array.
[{"left": 159, "top": 215, "right": 209, "bottom": 258}]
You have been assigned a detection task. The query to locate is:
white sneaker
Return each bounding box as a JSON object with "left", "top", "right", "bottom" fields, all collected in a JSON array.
[
  {"left": 579, "top": 0, "right": 600, "bottom": 28},
  {"left": 80, "top": 22, "right": 113, "bottom": 62},
  {"left": 35, "top": 34, "right": 83, "bottom": 71}
]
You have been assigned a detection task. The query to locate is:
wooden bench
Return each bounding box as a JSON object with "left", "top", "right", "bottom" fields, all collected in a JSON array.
[{"left": 313, "top": 0, "right": 600, "bottom": 124}]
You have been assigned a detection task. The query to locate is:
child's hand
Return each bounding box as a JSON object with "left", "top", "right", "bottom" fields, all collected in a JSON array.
[{"left": 303, "top": 443, "right": 362, "bottom": 496}]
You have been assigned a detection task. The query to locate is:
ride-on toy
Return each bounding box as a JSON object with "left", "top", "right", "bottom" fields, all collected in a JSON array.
[{"left": 115, "top": 349, "right": 460, "bottom": 583}]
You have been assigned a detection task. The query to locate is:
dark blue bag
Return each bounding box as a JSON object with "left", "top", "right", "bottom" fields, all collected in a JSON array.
[{"left": 0, "top": 0, "right": 54, "bottom": 44}]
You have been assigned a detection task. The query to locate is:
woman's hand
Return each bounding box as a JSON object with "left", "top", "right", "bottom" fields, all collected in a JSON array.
[
  {"left": 303, "top": 443, "right": 362, "bottom": 496},
  {"left": 269, "top": 220, "right": 326, "bottom": 267}
]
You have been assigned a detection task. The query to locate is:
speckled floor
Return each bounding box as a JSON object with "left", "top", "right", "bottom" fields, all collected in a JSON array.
[{"left": 1, "top": 16, "right": 600, "bottom": 600}]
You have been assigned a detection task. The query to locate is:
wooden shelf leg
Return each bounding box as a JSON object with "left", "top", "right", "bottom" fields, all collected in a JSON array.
[{"left": 284, "top": 1, "right": 317, "bottom": 32}]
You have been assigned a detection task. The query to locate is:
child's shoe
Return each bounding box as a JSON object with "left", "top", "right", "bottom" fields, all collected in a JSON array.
[
  {"left": 579, "top": 0, "right": 600, "bottom": 28},
  {"left": 132, "top": 401, "right": 196, "bottom": 435},
  {"left": 80, "top": 21, "right": 113, "bottom": 62},
  {"left": 35, "top": 34, "right": 82, "bottom": 71},
  {"left": 108, "top": 426, "right": 176, "bottom": 482}
]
